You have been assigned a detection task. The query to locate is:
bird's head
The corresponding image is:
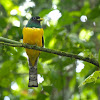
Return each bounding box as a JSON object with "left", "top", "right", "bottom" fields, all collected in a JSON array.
[{"left": 26, "top": 16, "right": 43, "bottom": 28}]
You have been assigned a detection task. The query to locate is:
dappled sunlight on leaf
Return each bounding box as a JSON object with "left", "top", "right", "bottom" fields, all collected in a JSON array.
[
  {"left": 48, "top": 38, "right": 56, "bottom": 48},
  {"left": 79, "top": 29, "right": 94, "bottom": 41},
  {"left": 79, "top": 71, "right": 100, "bottom": 87}
]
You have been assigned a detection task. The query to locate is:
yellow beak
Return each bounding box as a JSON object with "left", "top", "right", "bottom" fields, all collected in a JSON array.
[{"left": 37, "top": 18, "right": 44, "bottom": 21}]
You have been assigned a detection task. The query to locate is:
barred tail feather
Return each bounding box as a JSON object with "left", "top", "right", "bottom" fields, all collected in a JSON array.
[{"left": 28, "top": 59, "right": 38, "bottom": 87}]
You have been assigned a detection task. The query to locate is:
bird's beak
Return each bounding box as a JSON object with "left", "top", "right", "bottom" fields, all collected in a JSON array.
[{"left": 37, "top": 18, "right": 44, "bottom": 21}]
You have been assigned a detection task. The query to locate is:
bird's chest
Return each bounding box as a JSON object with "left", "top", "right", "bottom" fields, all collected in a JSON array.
[{"left": 23, "top": 27, "right": 44, "bottom": 46}]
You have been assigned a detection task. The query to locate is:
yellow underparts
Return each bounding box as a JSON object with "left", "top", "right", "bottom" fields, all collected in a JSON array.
[{"left": 23, "top": 27, "right": 44, "bottom": 66}]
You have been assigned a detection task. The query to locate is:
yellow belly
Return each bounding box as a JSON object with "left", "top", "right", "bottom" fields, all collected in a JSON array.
[{"left": 23, "top": 27, "right": 44, "bottom": 66}]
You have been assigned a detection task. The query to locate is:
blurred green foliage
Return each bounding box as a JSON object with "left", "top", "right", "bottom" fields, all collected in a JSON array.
[
  {"left": 0, "top": 0, "right": 100, "bottom": 100},
  {"left": 79, "top": 71, "right": 100, "bottom": 87}
]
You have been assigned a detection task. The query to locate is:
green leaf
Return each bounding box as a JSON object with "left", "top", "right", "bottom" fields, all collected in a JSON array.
[
  {"left": 58, "top": 11, "right": 74, "bottom": 26},
  {"left": 36, "top": 93, "right": 48, "bottom": 100},
  {"left": 43, "top": 86, "right": 53, "bottom": 94},
  {"left": 79, "top": 71, "right": 100, "bottom": 87},
  {"left": 88, "top": 7, "right": 100, "bottom": 19},
  {"left": 39, "top": 9, "right": 52, "bottom": 17},
  {"left": 98, "top": 50, "right": 100, "bottom": 66}
]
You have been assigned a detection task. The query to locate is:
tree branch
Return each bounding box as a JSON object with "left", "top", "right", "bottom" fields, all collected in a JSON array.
[
  {"left": 0, "top": 37, "right": 20, "bottom": 44},
  {"left": 0, "top": 37, "right": 99, "bottom": 67}
]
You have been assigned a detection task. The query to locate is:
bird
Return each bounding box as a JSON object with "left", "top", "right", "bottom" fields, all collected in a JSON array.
[{"left": 22, "top": 16, "right": 44, "bottom": 87}]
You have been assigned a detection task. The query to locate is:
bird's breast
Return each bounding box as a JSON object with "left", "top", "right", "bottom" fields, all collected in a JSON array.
[{"left": 23, "top": 27, "right": 44, "bottom": 46}]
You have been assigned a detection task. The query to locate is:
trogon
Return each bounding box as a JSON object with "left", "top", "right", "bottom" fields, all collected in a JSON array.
[{"left": 23, "top": 16, "right": 44, "bottom": 87}]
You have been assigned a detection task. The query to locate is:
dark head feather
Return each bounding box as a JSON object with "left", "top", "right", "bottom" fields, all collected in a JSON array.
[{"left": 26, "top": 16, "right": 43, "bottom": 28}]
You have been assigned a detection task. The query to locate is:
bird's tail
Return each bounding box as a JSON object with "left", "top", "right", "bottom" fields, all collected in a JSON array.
[{"left": 28, "top": 58, "right": 38, "bottom": 87}]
